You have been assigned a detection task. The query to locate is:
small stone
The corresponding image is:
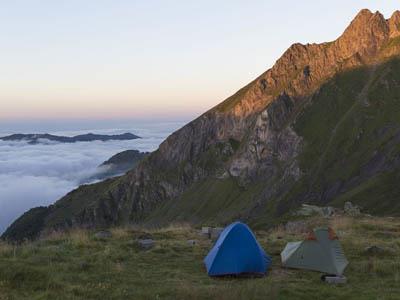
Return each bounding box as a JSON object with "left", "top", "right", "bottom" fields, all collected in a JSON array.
[
  {"left": 201, "top": 227, "right": 211, "bottom": 238},
  {"left": 344, "top": 201, "right": 361, "bottom": 216},
  {"left": 201, "top": 227, "right": 211, "bottom": 234},
  {"left": 296, "top": 204, "right": 335, "bottom": 217},
  {"left": 322, "top": 275, "right": 347, "bottom": 284},
  {"left": 210, "top": 227, "right": 224, "bottom": 240},
  {"left": 187, "top": 239, "right": 197, "bottom": 246},
  {"left": 94, "top": 230, "right": 112, "bottom": 239},
  {"left": 138, "top": 239, "right": 155, "bottom": 250}
]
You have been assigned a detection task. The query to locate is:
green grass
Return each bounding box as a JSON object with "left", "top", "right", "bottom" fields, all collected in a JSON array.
[
  {"left": 145, "top": 177, "right": 266, "bottom": 226},
  {"left": 1, "top": 216, "right": 400, "bottom": 299}
]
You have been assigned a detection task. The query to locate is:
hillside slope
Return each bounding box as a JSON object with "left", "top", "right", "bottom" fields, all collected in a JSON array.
[{"left": 4, "top": 9, "right": 400, "bottom": 240}]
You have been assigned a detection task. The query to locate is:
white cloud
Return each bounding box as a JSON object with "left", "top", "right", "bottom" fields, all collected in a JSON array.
[{"left": 0, "top": 122, "right": 183, "bottom": 234}]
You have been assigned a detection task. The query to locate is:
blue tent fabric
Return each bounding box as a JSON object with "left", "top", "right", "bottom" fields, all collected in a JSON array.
[{"left": 204, "top": 222, "right": 271, "bottom": 276}]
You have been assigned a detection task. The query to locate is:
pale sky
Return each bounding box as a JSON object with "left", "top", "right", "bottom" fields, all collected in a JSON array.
[{"left": 0, "top": 0, "right": 399, "bottom": 121}]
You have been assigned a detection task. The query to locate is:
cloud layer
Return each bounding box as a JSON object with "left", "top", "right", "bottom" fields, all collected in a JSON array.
[{"left": 0, "top": 122, "right": 182, "bottom": 234}]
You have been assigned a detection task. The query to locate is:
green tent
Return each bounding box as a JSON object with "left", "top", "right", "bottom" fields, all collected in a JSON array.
[{"left": 281, "top": 227, "right": 348, "bottom": 275}]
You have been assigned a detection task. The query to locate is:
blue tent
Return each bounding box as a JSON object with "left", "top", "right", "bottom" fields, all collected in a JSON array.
[{"left": 204, "top": 222, "right": 271, "bottom": 276}]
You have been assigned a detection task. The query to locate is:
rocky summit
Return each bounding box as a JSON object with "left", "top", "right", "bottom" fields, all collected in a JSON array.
[{"left": 4, "top": 9, "right": 400, "bottom": 241}]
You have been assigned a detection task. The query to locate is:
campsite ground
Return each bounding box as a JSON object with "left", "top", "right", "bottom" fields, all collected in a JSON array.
[{"left": 0, "top": 215, "right": 399, "bottom": 300}]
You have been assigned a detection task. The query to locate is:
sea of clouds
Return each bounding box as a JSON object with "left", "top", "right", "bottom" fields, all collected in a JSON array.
[{"left": 0, "top": 121, "right": 184, "bottom": 234}]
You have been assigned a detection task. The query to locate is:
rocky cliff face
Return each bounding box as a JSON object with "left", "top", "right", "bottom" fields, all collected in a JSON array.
[{"left": 4, "top": 9, "right": 400, "bottom": 240}]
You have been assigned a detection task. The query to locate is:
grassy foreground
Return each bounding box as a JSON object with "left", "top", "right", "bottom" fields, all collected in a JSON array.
[{"left": 0, "top": 216, "right": 400, "bottom": 300}]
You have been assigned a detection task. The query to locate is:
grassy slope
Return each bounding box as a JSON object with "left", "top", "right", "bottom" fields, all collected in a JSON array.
[
  {"left": 1, "top": 178, "right": 124, "bottom": 241},
  {"left": 145, "top": 178, "right": 266, "bottom": 226},
  {"left": 44, "top": 177, "right": 121, "bottom": 228},
  {"left": 1, "top": 216, "right": 400, "bottom": 300}
]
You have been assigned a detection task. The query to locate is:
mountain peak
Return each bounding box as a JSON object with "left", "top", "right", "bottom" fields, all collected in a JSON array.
[
  {"left": 350, "top": 9, "right": 387, "bottom": 24},
  {"left": 389, "top": 10, "right": 400, "bottom": 38},
  {"left": 390, "top": 10, "right": 400, "bottom": 19},
  {"left": 335, "top": 9, "right": 389, "bottom": 60},
  {"left": 216, "top": 10, "right": 400, "bottom": 117},
  {"left": 354, "top": 8, "right": 374, "bottom": 18},
  {"left": 344, "top": 9, "right": 387, "bottom": 35}
]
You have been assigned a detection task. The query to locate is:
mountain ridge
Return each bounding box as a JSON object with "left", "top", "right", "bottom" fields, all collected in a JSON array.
[
  {"left": 82, "top": 150, "right": 149, "bottom": 183},
  {"left": 0, "top": 132, "right": 140, "bottom": 144},
  {"left": 4, "top": 9, "right": 400, "bottom": 241}
]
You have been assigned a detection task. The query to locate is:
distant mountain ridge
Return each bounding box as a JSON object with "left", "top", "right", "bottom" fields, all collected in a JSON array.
[
  {"left": 4, "top": 9, "right": 400, "bottom": 241},
  {"left": 0, "top": 132, "right": 140, "bottom": 144},
  {"left": 83, "top": 150, "right": 149, "bottom": 183}
]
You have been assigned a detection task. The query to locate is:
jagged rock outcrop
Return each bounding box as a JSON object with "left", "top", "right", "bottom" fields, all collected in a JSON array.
[{"left": 4, "top": 9, "right": 400, "bottom": 240}]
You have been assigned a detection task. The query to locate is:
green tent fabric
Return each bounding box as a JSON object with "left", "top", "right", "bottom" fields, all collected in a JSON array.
[{"left": 281, "top": 227, "right": 348, "bottom": 275}]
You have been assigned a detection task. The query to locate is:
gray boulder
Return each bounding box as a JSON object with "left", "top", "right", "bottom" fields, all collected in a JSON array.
[
  {"left": 344, "top": 202, "right": 361, "bottom": 216},
  {"left": 138, "top": 239, "right": 155, "bottom": 250},
  {"left": 296, "top": 204, "right": 335, "bottom": 217},
  {"left": 323, "top": 275, "right": 347, "bottom": 284},
  {"left": 210, "top": 227, "right": 224, "bottom": 240},
  {"left": 187, "top": 239, "right": 197, "bottom": 246},
  {"left": 201, "top": 227, "right": 211, "bottom": 238}
]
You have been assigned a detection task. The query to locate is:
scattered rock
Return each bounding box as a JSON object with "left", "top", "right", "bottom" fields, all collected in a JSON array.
[
  {"left": 187, "top": 239, "right": 197, "bottom": 246},
  {"left": 296, "top": 204, "right": 336, "bottom": 217},
  {"left": 94, "top": 230, "right": 112, "bottom": 239},
  {"left": 201, "top": 227, "right": 210, "bottom": 234},
  {"left": 210, "top": 227, "right": 224, "bottom": 240},
  {"left": 201, "top": 227, "right": 211, "bottom": 238},
  {"left": 344, "top": 202, "right": 361, "bottom": 216},
  {"left": 322, "top": 275, "right": 347, "bottom": 284},
  {"left": 285, "top": 221, "right": 308, "bottom": 234},
  {"left": 137, "top": 239, "right": 155, "bottom": 250},
  {"left": 199, "top": 226, "right": 224, "bottom": 240}
]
